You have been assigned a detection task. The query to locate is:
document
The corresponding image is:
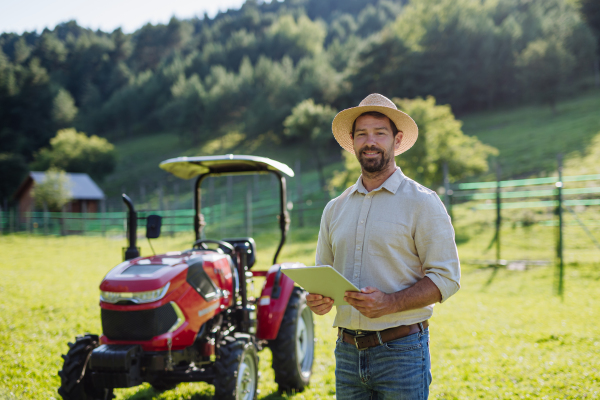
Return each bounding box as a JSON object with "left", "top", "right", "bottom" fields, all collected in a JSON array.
[{"left": 281, "top": 265, "right": 359, "bottom": 306}]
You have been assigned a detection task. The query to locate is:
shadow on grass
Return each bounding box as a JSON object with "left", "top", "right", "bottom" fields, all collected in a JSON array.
[
  {"left": 122, "top": 386, "right": 213, "bottom": 400},
  {"left": 119, "top": 385, "right": 295, "bottom": 400},
  {"left": 482, "top": 265, "right": 501, "bottom": 290}
]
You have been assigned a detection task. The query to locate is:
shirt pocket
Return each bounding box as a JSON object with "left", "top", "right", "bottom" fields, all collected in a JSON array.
[{"left": 367, "top": 220, "right": 413, "bottom": 258}]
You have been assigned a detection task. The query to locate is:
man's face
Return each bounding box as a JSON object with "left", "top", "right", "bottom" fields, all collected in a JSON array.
[{"left": 352, "top": 115, "right": 402, "bottom": 173}]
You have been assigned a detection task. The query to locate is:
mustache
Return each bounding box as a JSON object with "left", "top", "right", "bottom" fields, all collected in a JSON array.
[{"left": 359, "top": 146, "right": 384, "bottom": 155}]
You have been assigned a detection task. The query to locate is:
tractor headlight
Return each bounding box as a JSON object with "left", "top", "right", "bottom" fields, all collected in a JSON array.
[
  {"left": 100, "top": 282, "right": 170, "bottom": 304},
  {"left": 168, "top": 302, "right": 186, "bottom": 333}
]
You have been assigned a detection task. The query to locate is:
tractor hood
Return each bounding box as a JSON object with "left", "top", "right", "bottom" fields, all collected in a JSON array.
[
  {"left": 99, "top": 252, "right": 227, "bottom": 293},
  {"left": 99, "top": 254, "right": 188, "bottom": 293}
]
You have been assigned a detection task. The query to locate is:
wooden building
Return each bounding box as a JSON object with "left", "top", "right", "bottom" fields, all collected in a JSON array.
[{"left": 14, "top": 172, "right": 105, "bottom": 219}]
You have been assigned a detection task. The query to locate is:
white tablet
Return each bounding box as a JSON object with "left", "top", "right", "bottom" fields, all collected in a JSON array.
[{"left": 281, "top": 265, "right": 359, "bottom": 306}]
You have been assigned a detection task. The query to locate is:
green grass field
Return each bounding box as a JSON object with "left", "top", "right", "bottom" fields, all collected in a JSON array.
[{"left": 1, "top": 230, "right": 599, "bottom": 399}]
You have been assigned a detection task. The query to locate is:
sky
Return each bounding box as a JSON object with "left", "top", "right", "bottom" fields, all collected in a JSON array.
[{"left": 0, "top": 0, "right": 249, "bottom": 34}]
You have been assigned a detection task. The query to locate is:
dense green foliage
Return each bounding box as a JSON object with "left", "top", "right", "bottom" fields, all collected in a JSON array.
[
  {"left": 31, "top": 128, "right": 116, "bottom": 182},
  {"left": 31, "top": 167, "right": 71, "bottom": 211},
  {"left": 0, "top": 0, "right": 598, "bottom": 203},
  {"left": 283, "top": 98, "right": 337, "bottom": 188}
]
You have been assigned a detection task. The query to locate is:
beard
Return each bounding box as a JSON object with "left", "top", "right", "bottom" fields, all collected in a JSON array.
[{"left": 357, "top": 145, "right": 394, "bottom": 173}]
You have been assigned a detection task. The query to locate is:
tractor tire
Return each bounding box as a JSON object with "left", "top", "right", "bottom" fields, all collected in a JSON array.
[
  {"left": 269, "top": 287, "right": 315, "bottom": 393},
  {"left": 213, "top": 334, "right": 259, "bottom": 400},
  {"left": 57, "top": 334, "right": 114, "bottom": 400}
]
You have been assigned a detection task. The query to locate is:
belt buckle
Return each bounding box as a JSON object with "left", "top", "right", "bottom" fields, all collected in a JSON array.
[{"left": 353, "top": 331, "right": 367, "bottom": 351}]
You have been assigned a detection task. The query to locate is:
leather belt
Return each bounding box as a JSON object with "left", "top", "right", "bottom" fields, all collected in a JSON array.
[{"left": 338, "top": 321, "right": 429, "bottom": 351}]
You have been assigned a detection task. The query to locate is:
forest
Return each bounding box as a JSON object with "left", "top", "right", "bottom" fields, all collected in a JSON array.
[{"left": 1, "top": 0, "right": 599, "bottom": 203}]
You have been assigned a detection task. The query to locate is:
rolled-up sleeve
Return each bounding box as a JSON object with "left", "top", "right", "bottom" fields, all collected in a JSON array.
[{"left": 414, "top": 194, "right": 461, "bottom": 303}]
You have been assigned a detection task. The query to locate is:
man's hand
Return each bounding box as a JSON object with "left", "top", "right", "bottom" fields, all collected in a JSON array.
[
  {"left": 344, "top": 287, "right": 395, "bottom": 318},
  {"left": 306, "top": 293, "right": 334, "bottom": 315}
]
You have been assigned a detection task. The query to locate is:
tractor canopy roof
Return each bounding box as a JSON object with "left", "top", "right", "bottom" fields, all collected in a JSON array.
[{"left": 159, "top": 154, "right": 295, "bottom": 180}]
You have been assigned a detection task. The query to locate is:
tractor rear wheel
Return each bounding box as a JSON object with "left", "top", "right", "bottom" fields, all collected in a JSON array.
[
  {"left": 213, "top": 334, "right": 259, "bottom": 400},
  {"left": 57, "top": 334, "right": 114, "bottom": 400},
  {"left": 269, "top": 287, "right": 314, "bottom": 393}
]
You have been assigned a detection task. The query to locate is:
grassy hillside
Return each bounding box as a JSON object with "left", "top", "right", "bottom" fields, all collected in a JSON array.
[
  {"left": 102, "top": 90, "right": 600, "bottom": 203},
  {"left": 461, "top": 90, "right": 600, "bottom": 179}
]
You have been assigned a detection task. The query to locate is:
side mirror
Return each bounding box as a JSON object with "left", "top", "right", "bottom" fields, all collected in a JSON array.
[{"left": 146, "top": 215, "right": 162, "bottom": 239}]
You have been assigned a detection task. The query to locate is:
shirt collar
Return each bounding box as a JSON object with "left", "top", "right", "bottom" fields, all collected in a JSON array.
[{"left": 350, "top": 167, "right": 406, "bottom": 195}]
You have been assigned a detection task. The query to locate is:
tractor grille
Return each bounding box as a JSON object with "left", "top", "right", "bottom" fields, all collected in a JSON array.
[{"left": 101, "top": 303, "right": 178, "bottom": 341}]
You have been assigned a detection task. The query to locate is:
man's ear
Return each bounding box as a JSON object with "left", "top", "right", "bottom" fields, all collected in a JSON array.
[{"left": 395, "top": 132, "right": 403, "bottom": 150}]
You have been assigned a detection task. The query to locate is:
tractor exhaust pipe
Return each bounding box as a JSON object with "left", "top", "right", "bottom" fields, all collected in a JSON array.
[{"left": 122, "top": 194, "right": 140, "bottom": 260}]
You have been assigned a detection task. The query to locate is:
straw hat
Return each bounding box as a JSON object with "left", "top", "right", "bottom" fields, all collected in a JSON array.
[{"left": 331, "top": 93, "right": 418, "bottom": 156}]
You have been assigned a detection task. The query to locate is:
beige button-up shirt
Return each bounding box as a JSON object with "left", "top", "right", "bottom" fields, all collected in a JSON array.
[{"left": 316, "top": 167, "right": 460, "bottom": 331}]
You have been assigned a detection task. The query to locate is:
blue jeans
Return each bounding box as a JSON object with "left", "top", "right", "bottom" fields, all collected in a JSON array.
[{"left": 334, "top": 328, "right": 432, "bottom": 400}]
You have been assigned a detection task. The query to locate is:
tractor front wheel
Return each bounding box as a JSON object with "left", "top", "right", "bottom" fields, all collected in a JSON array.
[
  {"left": 269, "top": 287, "right": 315, "bottom": 393},
  {"left": 213, "top": 334, "right": 259, "bottom": 400},
  {"left": 58, "top": 334, "right": 114, "bottom": 400}
]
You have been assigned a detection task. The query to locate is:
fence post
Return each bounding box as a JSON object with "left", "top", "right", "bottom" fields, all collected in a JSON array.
[
  {"left": 496, "top": 164, "right": 502, "bottom": 266},
  {"left": 556, "top": 154, "right": 564, "bottom": 297}
]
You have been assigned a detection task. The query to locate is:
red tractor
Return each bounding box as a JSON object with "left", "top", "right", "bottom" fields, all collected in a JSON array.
[{"left": 58, "top": 155, "right": 315, "bottom": 400}]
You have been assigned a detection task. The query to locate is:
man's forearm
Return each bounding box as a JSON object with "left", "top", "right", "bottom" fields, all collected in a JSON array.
[
  {"left": 344, "top": 276, "right": 443, "bottom": 318},
  {"left": 387, "top": 276, "right": 442, "bottom": 314}
]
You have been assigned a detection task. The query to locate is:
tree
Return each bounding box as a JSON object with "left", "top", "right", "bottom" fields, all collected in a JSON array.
[
  {"left": 266, "top": 15, "right": 327, "bottom": 62},
  {"left": 283, "top": 99, "right": 337, "bottom": 189},
  {"left": 31, "top": 167, "right": 71, "bottom": 212},
  {"left": 394, "top": 96, "right": 497, "bottom": 187},
  {"left": 31, "top": 128, "right": 116, "bottom": 182},
  {"left": 579, "top": 0, "right": 600, "bottom": 50},
  {"left": 328, "top": 96, "right": 497, "bottom": 192},
  {"left": 516, "top": 38, "right": 575, "bottom": 113},
  {"left": 52, "top": 88, "right": 78, "bottom": 127}
]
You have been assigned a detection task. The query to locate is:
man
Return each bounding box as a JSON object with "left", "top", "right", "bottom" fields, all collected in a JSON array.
[{"left": 307, "top": 93, "right": 460, "bottom": 399}]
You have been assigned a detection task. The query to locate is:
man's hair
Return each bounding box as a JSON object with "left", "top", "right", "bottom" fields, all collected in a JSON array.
[{"left": 351, "top": 111, "right": 399, "bottom": 138}]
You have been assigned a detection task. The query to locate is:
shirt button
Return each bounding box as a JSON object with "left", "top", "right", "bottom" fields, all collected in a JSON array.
[
  {"left": 357, "top": 246, "right": 361, "bottom": 250},
  {"left": 360, "top": 220, "right": 364, "bottom": 224}
]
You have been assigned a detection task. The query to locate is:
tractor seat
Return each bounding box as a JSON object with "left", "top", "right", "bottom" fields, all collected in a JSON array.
[{"left": 223, "top": 238, "right": 256, "bottom": 269}]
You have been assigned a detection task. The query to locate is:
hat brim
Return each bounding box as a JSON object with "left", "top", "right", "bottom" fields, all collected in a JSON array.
[{"left": 331, "top": 105, "right": 418, "bottom": 156}]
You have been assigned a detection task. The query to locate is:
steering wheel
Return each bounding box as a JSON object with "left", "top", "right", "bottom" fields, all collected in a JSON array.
[{"left": 192, "top": 239, "right": 234, "bottom": 254}]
